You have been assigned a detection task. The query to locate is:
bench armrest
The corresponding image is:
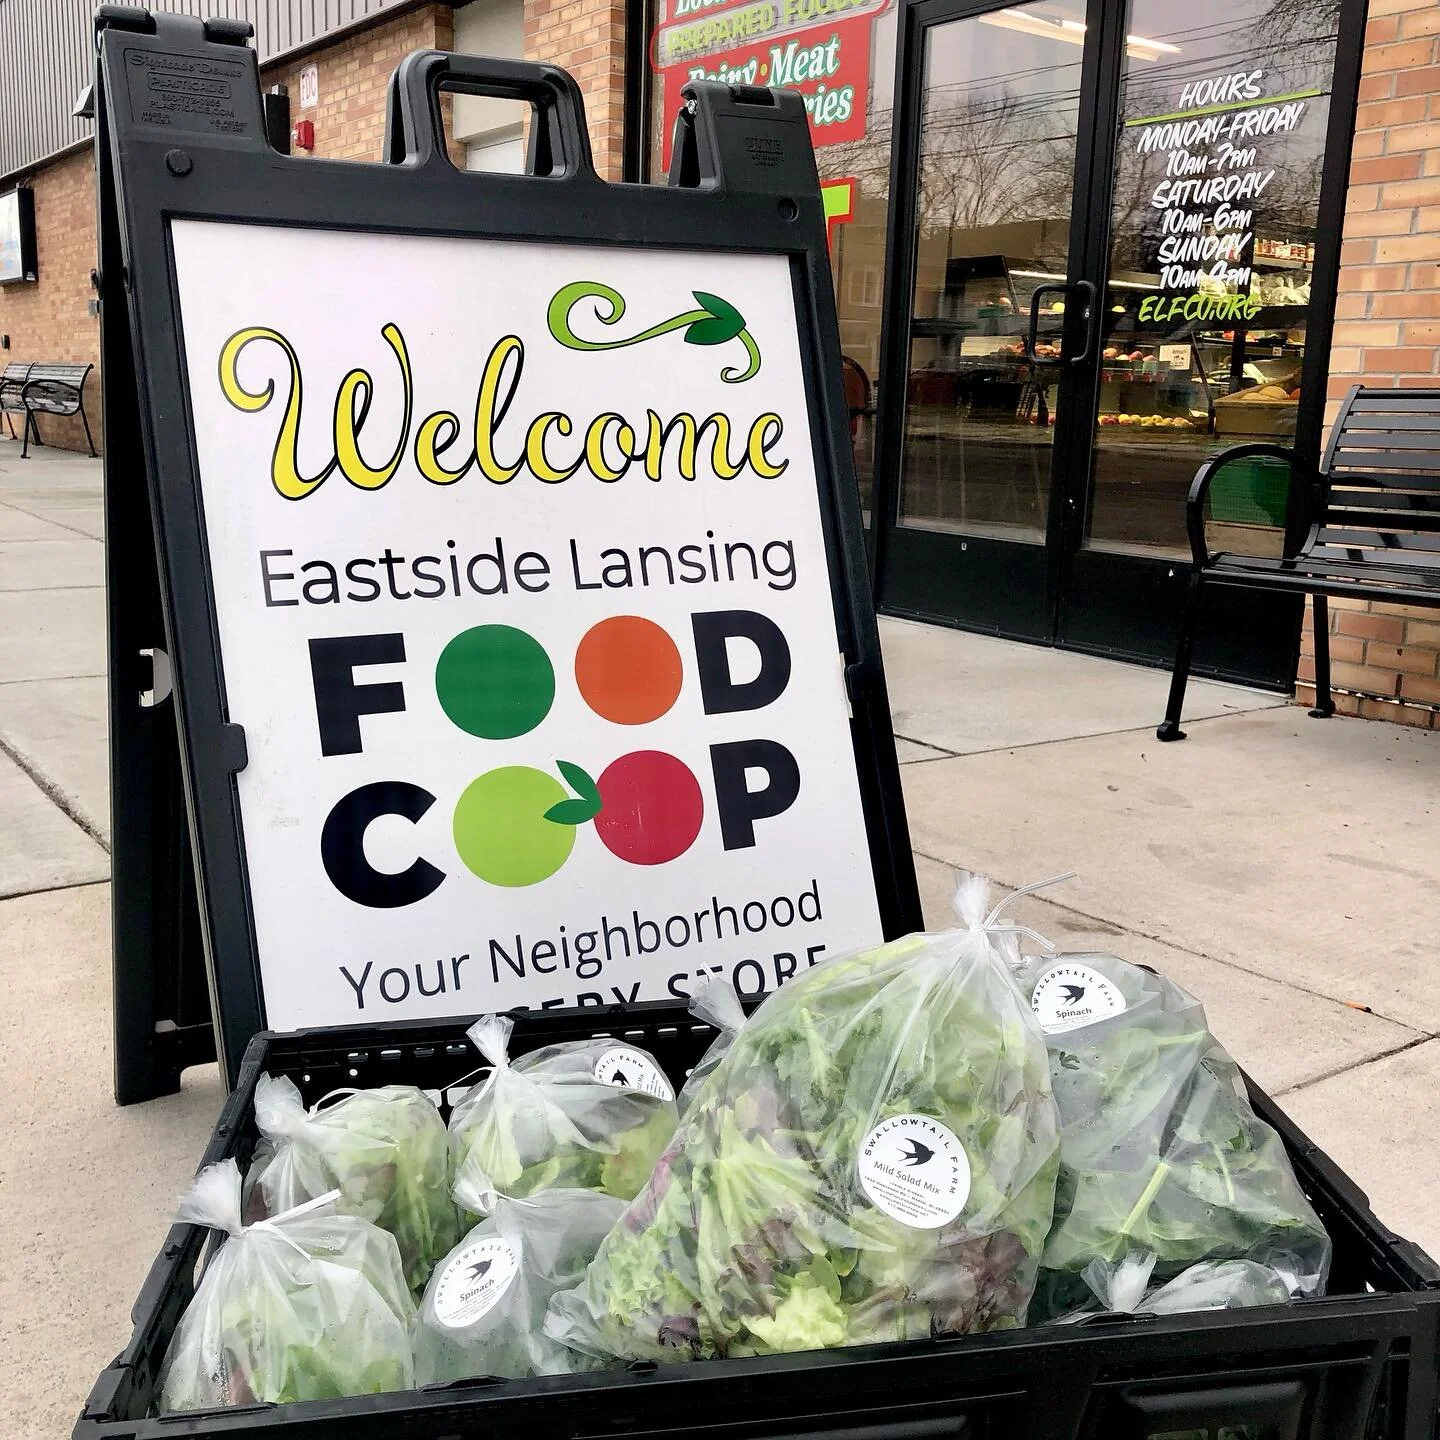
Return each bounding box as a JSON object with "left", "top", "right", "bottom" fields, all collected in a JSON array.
[{"left": 1185, "top": 442, "right": 1311, "bottom": 568}]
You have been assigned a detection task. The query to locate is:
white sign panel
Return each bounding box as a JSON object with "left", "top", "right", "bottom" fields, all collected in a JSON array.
[
  {"left": 298, "top": 64, "right": 319, "bottom": 109},
  {"left": 169, "top": 220, "right": 885, "bottom": 1029}
]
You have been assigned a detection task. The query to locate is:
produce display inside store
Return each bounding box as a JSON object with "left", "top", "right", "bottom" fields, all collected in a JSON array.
[{"left": 154, "top": 874, "right": 1335, "bottom": 1412}]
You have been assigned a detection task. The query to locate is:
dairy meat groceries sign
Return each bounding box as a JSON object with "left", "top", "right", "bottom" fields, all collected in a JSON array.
[
  {"left": 170, "top": 221, "right": 885, "bottom": 1029},
  {"left": 653, "top": 0, "right": 886, "bottom": 169}
]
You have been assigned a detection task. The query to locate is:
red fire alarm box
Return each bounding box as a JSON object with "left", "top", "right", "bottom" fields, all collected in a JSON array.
[{"left": 292, "top": 118, "right": 314, "bottom": 150}]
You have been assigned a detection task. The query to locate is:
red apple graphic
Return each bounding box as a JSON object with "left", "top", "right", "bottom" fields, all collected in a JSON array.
[{"left": 592, "top": 750, "right": 704, "bottom": 865}]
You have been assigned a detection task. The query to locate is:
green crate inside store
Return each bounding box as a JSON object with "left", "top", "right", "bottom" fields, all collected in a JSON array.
[{"left": 1208, "top": 455, "right": 1291, "bottom": 527}]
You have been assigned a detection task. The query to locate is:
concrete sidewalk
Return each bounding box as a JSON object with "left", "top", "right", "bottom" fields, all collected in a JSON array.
[{"left": 1, "top": 437, "right": 1437, "bottom": 1437}]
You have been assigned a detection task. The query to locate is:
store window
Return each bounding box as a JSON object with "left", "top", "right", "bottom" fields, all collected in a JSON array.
[
  {"left": 645, "top": 0, "right": 899, "bottom": 508},
  {"left": 1086, "top": 0, "right": 1341, "bottom": 557}
]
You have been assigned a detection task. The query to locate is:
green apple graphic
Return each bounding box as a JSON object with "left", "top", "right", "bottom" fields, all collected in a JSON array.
[{"left": 452, "top": 761, "right": 600, "bottom": 887}]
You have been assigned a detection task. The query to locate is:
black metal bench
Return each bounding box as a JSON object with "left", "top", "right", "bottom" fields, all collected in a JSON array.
[
  {"left": 20, "top": 361, "right": 97, "bottom": 459},
  {"left": 0, "top": 361, "right": 32, "bottom": 443},
  {"left": 1159, "top": 384, "right": 1440, "bottom": 740}
]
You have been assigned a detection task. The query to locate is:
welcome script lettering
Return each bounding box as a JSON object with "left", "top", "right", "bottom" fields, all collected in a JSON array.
[{"left": 215, "top": 282, "right": 790, "bottom": 499}]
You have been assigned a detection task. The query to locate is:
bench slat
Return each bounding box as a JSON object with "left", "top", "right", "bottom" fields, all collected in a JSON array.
[
  {"left": 1317, "top": 528, "right": 1440, "bottom": 551},
  {"left": 1321, "top": 512, "right": 1440, "bottom": 538},
  {"left": 26, "top": 363, "right": 92, "bottom": 380},
  {"left": 1333, "top": 428, "right": 1440, "bottom": 451},
  {"left": 23, "top": 382, "right": 84, "bottom": 415},
  {"left": 1340, "top": 412, "right": 1440, "bottom": 432},
  {"left": 1311, "top": 544, "right": 1440, "bottom": 571},
  {"left": 1347, "top": 392, "right": 1440, "bottom": 412},
  {"left": 1220, "top": 552, "right": 1440, "bottom": 585},
  {"left": 1329, "top": 448, "right": 1440, "bottom": 471},
  {"left": 1327, "top": 485, "right": 1440, "bottom": 510}
]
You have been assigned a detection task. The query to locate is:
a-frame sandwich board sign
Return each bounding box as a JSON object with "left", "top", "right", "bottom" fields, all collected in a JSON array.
[{"left": 95, "top": 6, "right": 922, "bottom": 1093}]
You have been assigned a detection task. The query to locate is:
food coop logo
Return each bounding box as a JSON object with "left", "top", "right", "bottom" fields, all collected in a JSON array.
[{"left": 313, "top": 611, "right": 802, "bottom": 906}]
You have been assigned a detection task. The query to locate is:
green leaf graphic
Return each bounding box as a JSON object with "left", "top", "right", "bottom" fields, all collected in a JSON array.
[
  {"left": 557, "top": 759, "right": 601, "bottom": 808},
  {"left": 546, "top": 282, "right": 761, "bottom": 383},
  {"left": 684, "top": 291, "right": 748, "bottom": 347},
  {"left": 545, "top": 798, "right": 600, "bottom": 826}
]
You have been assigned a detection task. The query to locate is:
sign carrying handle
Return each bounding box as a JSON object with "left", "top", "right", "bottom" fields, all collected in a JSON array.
[{"left": 383, "top": 51, "right": 594, "bottom": 180}]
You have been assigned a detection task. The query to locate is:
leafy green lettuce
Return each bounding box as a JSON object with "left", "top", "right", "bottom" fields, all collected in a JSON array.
[
  {"left": 159, "top": 1160, "right": 417, "bottom": 1411},
  {"left": 547, "top": 912, "right": 1060, "bottom": 1364},
  {"left": 449, "top": 1016, "right": 679, "bottom": 1218},
  {"left": 1013, "top": 954, "right": 1330, "bottom": 1321},
  {"left": 245, "top": 1077, "right": 460, "bottom": 1295}
]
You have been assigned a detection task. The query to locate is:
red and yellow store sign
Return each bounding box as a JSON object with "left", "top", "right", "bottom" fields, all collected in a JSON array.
[{"left": 653, "top": 0, "right": 888, "bottom": 170}]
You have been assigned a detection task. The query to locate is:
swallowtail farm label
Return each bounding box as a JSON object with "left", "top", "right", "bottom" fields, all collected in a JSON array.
[{"left": 170, "top": 221, "right": 884, "bottom": 1029}]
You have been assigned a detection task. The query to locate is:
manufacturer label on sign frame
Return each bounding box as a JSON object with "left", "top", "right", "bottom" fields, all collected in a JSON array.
[{"left": 96, "top": 17, "right": 918, "bottom": 1084}]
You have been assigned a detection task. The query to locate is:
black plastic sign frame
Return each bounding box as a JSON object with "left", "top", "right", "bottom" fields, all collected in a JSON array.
[{"left": 96, "top": 7, "right": 920, "bottom": 1092}]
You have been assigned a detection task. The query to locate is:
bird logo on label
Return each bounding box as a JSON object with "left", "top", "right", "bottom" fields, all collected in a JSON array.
[
  {"left": 1059, "top": 984, "right": 1087, "bottom": 1004},
  {"left": 465, "top": 1259, "right": 493, "bottom": 1282},
  {"left": 898, "top": 1139, "right": 934, "bottom": 1167}
]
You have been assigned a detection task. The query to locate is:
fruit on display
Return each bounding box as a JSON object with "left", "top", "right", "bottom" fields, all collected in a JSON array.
[{"left": 1099, "top": 414, "right": 1193, "bottom": 430}]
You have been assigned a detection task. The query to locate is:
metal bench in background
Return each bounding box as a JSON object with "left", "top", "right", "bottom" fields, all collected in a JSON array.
[
  {"left": 1159, "top": 384, "right": 1440, "bottom": 740},
  {"left": 0, "top": 361, "right": 33, "bottom": 444},
  {"left": 20, "top": 361, "right": 96, "bottom": 459}
]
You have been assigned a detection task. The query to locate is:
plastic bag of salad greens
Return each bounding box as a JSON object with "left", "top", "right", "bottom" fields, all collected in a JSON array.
[
  {"left": 677, "top": 978, "right": 747, "bottom": 1116},
  {"left": 243, "top": 1074, "right": 459, "bottom": 1293},
  {"left": 545, "top": 875, "right": 1061, "bottom": 1365},
  {"left": 158, "top": 1160, "right": 416, "bottom": 1411},
  {"left": 449, "top": 1015, "right": 679, "bottom": 1216},
  {"left": 1011, "top": 951, "right": 1330, "bottom": 1322},
  {"left": 415, "top": 1184, "right": 625, "bottom": 1384},
  {"left": 1055, "top": 1249, "right": 1300, "bottom": 1321}
]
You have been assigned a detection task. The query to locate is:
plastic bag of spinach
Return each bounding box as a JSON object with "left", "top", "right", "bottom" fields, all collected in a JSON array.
[
  {"left": 414, "top": 1185, "right": 625, "bottom": 1383},
  {"left": 159, "top": 1160, "right": 416, "bottom": 1411},
  {"left": 1059, "top": 1249, "right": 1301, "bottom": 1321},
  {"left": 449, "top": 1014, "right": 678, "bottom": 1216},
  {"left": 545, "top": 876, "right": 1061, "bottom": 1364},
  {"left": 244, "top": 1074, "right": 459, "bottom": 1293},
  {"left": 1012, "top": 951, "right": 1330, "bottom": 1322},
  {"left": 677, "top": 977, "right": 747, "bottom": 1116}
]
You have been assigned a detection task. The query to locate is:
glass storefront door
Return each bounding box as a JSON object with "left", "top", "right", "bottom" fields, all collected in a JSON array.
[
  {"left": 865, "top": 0, "right": 1356, "bottom": 682},
  {"left": 872, "top": 0, "right": 1106, "bottom": 638},
  {"left": 1057, "top": 0, "right": 1348, "bottom": 679}
]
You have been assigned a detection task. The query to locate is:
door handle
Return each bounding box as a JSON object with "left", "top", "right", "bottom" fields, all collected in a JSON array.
[
  {"left": 1067, "top": 279, "right": 1097, "bottom": 367},
  {"left": 1026, "top": 283, "right": 1069, "bottom": 364},
  {"left": 1026, "top": 280, "right": 1096, "bottom": 367}
]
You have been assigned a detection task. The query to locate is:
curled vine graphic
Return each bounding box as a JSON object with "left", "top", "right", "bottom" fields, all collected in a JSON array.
[{"left": 546, "top": 280, "right": 762, "bottom": 383}]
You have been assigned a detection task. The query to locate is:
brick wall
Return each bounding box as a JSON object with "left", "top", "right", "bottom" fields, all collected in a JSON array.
[
  {"left": 0, "top": 148, "right": 101, "bottom": 455},
  {"left": 525, "top": 0, "right": 626, "bottom": 179},
  {"left": 1299, "top": 0, "right": 1440, "bottom": 730},
  {"left": 263, "top": 3, "right": 458, "bottom": 163}
]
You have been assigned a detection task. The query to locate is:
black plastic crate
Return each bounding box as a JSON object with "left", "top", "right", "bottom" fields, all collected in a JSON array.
[{"left": 77, "top": 1002, "right": 1440, "bottom": 1440}]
